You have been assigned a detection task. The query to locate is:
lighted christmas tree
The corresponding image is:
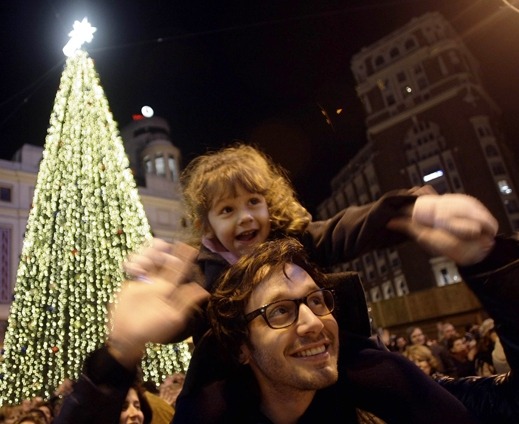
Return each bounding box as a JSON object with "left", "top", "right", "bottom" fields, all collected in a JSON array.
[{"left": 0, "top": 19, "right": 191, "bottom": 405}]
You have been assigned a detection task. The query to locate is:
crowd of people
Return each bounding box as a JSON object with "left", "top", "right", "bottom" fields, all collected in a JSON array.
[
  {"left": 381, "top": 318, "right": 511, "bottom": 380},
  {"left": 0, "top": 373, "right": 186, "bottom": 424},
  {"left": 1, "top": 143, "right": 517, "bottom": 423}
]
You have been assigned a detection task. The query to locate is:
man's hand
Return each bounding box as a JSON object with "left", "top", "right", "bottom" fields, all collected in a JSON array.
[
  {"left": 108, "top": 240, "right": 209, "bottom": 368},
  {"left": 387, "top": 193, "right": 498, "bottom": 266}
]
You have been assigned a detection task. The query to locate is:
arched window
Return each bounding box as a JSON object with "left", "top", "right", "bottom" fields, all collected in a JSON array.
[
  {"left": 404, "top": 38, "right": 417, "bottom": 51},
  {"left": 374, "top": 55, "right": 385, "bottom": 67},
  {"left": 485, "top": 145, "right": 499, "bottom": 158}
]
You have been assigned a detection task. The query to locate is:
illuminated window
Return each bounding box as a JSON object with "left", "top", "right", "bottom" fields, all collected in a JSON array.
[
  {"left": 423, "top": 170, "right": 444, "bottom": 182},
  {"left": 155, "top": 154, "right": 165, "bottom": 176},
  {"left": 143, "top": 156, "right": 153, "bottom": 174},
  {"left": 168, "top": 155, "right": 177, "bottom": 181},
  {"left": 499, "top": 180, "right": 513, "bottom": 195}
]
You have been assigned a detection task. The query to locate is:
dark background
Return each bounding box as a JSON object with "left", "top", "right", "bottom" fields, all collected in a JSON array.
[{"left": 1, "top": 0, "right": 518, "bottom": 214}]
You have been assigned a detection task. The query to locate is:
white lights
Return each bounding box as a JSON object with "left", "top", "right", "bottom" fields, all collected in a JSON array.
[
  {"left": 498, "top": 179, "right": 513, "bottom": 194},
  {"left": 63, "top": 18, "right": 97, "bottom": 57},
  {"left": 423, "top": 170, "right": 444, "bottom": 182}
]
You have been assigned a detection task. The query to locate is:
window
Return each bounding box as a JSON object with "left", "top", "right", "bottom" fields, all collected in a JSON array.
[
  {"left": 143, "top": 156, "right": 153, "bottom": 174},
  {"left": 499, "top": 180, "right": 513, "bottom": 195},
  {"left": 370, "top": 287, "right": 381, "bottom": 302},
  {"left": 0, "top": 186, "right": 12, "bottom": 202},
  {"left": 155, "top": 154, "right": 165, "bottom": 176},
  {"left": 382, "top": 281, "right": 395, "bottom": 300},
  {"left": 374, "top": 55, "right": 385, "bottom": 67},
  {"left": 505, "top": 200, "right": 519, "bottom": 213},
  {"left": 492, "top": 163, "right": 506, "bottom": 176},
  {"left": 405, "top": 38, "right": 417, "bottom": 51},
  {"left": 449, "top": 51, "right": 460, "bottom": 65},
  {"left": 0, "top": 226, "right": 11, "bottom": 303},
  {"left": 385, "top": 94, "right": 396, "bottom": 106},
  {"left": 168, "top": 155, "right": 177, "bottom": 181},
  {"left": 485, "top": 145, "right": 498, "bottom": 158}
]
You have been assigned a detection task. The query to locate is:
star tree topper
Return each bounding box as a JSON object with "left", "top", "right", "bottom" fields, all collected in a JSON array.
[{"left": 62, "top": 17, "right": 97, "bottom": 57}]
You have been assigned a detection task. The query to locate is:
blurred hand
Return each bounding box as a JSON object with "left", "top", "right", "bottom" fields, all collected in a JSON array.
[
  {"left": 411, "top": 194, "right": 498, "bottom": 239},
  {"left": 387, "top": 217, "right": 495, "bottom": 265},
  {"left": 109, "top": 240, "right": 209, "bottom": 367}
]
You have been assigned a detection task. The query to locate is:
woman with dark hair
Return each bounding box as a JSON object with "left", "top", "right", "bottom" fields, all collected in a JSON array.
[
  {"left": 119, "top": 385, "right": 152, "bottom": 424},
  {"left": 54, "top": 381, "right": 152, "bottom": 424}
]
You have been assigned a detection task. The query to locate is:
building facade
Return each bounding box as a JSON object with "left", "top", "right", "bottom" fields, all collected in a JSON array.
[{"left": 316, "top": 12, "right": 519, "bottom": 305}]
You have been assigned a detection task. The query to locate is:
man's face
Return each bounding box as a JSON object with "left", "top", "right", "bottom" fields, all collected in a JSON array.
[
  {"left": 241, "top": 264, "right": 339, "bottom": 398},
  {"left": 442, "top": 323, "right": 456, "bottom": 340}
]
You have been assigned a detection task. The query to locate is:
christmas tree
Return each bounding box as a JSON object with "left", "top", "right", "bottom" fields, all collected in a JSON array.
[{"left": 0, "top": 21, "right": 191, "bottom": 405}]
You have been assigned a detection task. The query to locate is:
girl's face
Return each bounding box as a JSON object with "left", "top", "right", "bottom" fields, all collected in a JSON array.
[
  {"left": 120, "top": 388, "right": 144, "bottom": 424},
  {"left": 207, "top": 185, "right": 271, "bottom": 258}
]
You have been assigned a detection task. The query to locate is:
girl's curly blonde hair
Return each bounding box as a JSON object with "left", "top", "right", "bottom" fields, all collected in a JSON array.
[{"left": 180, "top": 143, "right": 311, "bottom": 244}]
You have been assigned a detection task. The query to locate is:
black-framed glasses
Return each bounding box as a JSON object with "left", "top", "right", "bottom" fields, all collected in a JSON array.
[{"left": 245, "top": 288, "right": 335, "bottom": 329}]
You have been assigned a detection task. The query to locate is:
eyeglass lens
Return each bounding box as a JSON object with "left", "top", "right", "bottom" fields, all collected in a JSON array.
[{"left": 265, "top": 289, "right": 334, "bottom": 328}]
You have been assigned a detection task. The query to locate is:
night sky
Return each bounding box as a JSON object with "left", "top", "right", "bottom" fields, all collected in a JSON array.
[{"left": 1, "top": 0, "right": 519, "bottom": 214}]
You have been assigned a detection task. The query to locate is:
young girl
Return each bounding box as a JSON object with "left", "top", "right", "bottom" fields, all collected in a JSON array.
[{"left": 124, "top": 142, "right": 497, "bottom": 343}]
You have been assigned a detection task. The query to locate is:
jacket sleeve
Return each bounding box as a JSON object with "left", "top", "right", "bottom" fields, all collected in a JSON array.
[
  {"left": 435, "top": 234, "right": 519, "bottom": 423},
  {"left": 301, "top": 189, "right": 418, "bottom": 267},
  {"left": 54, "top": 346, "right": 136, "bottom": 424}
]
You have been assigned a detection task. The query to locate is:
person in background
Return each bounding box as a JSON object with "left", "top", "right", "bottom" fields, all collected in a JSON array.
[
  {"left": 406, "top": 326, "right": 448, "bottom": 372},
  {"left": 394, "top": 335, "right": 408, "bottom": 354},
  {"left": 119, "top": 385, "right": 152, "bottom": 424},
  {"left": 158, "top": 373, "right": 185, "bottom": 408},
  {"left": 404, "top": 344, "right": 443, "bottom": 377},
  {"left": 141, "top": 383, "right": 174, "bottom": 424},
  {"left": 445, "top": 334, "right": 477, "bottom": 378},
  {"left": 476, "top": 318, "right": 497, "bottom": 376},
  {"left": 439, "top": 322, "right": 459, "bottom": 347}
]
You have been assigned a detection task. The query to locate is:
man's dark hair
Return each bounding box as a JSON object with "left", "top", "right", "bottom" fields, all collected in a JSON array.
[{"left": 207, "top": 238, "right": 327, "bottom": 364}]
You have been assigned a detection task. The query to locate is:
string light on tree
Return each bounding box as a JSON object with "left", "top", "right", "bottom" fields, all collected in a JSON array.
[{"left": 0, "top": 20, "right": 191, "bottom": 405}]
